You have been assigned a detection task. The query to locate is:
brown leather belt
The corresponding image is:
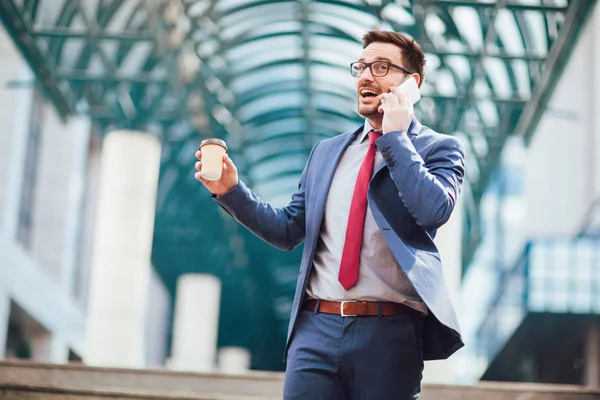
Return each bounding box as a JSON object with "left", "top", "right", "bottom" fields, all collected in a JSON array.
[{"left": 302, "top": 299, "right": 422, "bottom": 317}]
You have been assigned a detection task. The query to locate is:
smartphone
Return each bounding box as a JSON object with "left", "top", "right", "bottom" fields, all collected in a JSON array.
[{"left": 396, "top": 76, "right": 421, "bottom": 104}]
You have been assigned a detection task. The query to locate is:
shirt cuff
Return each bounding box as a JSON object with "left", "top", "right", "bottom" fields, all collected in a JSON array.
[{"left": 210, "top": 182, "right": 242, "bottom": 200}]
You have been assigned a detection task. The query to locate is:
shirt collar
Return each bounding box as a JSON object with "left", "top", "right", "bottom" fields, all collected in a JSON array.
[
  {"left": 359, "top": 120, "right": 382, "bottom": 144},
  {"left": 359, "top": 119, "right": 416, "bottom": 143}
]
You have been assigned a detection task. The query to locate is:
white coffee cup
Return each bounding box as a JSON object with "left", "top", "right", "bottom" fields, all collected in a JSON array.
[{"left": 199, "top": 138, "right": 227, "bottom": 181}]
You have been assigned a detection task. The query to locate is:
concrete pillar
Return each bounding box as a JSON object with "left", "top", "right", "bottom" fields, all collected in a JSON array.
[
  {"left": 30, "top": 331, "right": 68, "bottom": 363},
  {"left": 0, "top": 291, "right": 10, "bottom": 358},
  {"left": 218, "top": 347, "right": 251, "bottom": 374},
  {"left": 73, "top": 139, "right": 102, "bottom": 308},
  {"left": 49, "top": 337, "right": 69, "bottom": 363},
  {"left": 59, "top": 117, "right": 92, "bottom": 294},
  {"left": 85, "top": 131, "right": 161, "bottom": 368},
  {"left": 1, "top": 66, "right": 33, "bottom": 239},
  {"left": 169, "top": 274, "right": 221, "bottom": 372},
  {"left": 144, "top": 267, "right": 171, "bottom": 368},
  {"left": 584, "top": 319, "right": 600, "bottom": 388}
]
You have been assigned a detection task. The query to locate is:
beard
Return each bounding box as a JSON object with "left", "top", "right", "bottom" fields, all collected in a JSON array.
[{"left": 357, "top": 99, "right": 381, "bottom": 118}]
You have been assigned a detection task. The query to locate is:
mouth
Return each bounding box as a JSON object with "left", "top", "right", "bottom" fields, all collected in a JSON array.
[{"left": 358, "top": 87, "right": 380, "bottom": 100}]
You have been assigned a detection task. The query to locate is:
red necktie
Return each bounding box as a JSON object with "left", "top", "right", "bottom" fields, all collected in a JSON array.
[{"left": 338, "top": 131, "right": 381, "bottom": 290}]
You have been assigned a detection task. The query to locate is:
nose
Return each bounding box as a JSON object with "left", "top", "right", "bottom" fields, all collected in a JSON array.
[{"left": 357, "top": 67, "right": 375, "bottom": 85}]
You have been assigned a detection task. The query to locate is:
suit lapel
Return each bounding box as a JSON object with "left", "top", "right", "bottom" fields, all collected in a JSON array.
[
  {"left": 309, "top": 127, "right": 361, "bottom": 236},
  {"left": 308, "top": 119, "right": 423, "bottom": 234}
]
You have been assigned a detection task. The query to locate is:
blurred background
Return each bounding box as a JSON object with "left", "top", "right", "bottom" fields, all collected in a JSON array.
[{"left": 0, "top": 0, "right": 599, "bottom": 389}]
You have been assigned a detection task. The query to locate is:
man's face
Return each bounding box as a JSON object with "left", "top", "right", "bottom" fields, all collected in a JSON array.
[{"left": 355, "top": 42, "right": 411, "bottom": 118}]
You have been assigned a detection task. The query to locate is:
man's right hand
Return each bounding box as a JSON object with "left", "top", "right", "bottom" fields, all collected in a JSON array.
[{"left": 195, "top": 150, "right": 239, "bottom": 196}]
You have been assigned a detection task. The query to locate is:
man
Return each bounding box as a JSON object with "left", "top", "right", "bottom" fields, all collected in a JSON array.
[{"left": 195, "top": 31, "right": 465, "bottom": 400}]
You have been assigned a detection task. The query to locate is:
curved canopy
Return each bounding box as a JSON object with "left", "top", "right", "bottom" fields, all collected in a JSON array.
[{"left": 1, "top": 0, "right": 595, "bottom": 370}]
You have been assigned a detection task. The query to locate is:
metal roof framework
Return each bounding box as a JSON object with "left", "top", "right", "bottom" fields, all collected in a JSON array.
[{"left": 1, "top": 0, "right": 595, "bottom": 370}]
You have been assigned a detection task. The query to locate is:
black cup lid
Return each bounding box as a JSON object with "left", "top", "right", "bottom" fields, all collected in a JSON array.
[{"left": 199, "top": 138, "right": 227, "bottom": 151}]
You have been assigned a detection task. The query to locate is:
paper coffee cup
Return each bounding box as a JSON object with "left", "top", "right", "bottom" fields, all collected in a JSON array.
[{"left": 199, "top": 138, "right": 227, "bottom": 181}]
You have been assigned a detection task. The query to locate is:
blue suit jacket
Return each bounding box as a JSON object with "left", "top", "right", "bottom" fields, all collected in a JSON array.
[{"left": 214, "top": 120, "right": 465, "bottom": 360}]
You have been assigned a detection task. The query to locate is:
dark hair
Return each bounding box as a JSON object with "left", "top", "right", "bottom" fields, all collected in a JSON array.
[{"left": 362, "top": 31, "right": 426, "bottom": 87}]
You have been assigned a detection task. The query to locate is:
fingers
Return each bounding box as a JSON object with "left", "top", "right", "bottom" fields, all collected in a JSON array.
[
  {"left": 391, "top": 87, "right": 413, "bottom": 109},
  {"left": 380, "top": 92, "right": 399, "bottom": 110},
  {"left": 196, "top": 150, "right": 202, "bottom": 160},
  {"left": 195, "top": 161, "right": 201, "bottom": 171},
  {"left": 223, "top": 153, "right": 237, "bottom": 172},
  {"left": 381, "top": 92, "right": 394, "bottom": 101},
  {"left": 379, "top": 93, "right": 389, "bottom": 107},
  {"left": 380, "top": 86, "right": 414, "bottom": 134},
  {"left": 388, "top": 88, "right": 407, "bottom": 105},
  {"left": 382, "top": 88, "right": 413, "bottom": 110},
  {"left": 389, "top": 85, "right": 404, "bottom": 99},
  {"left": 194, "top": 171, "right": 208, "bottom": 184}
]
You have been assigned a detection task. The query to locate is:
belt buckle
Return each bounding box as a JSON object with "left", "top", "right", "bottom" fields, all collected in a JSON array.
[{"left": 340, "top": 300, "right": 357, "bottom": 317}]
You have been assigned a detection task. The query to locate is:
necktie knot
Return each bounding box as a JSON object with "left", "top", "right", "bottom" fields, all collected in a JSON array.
[{"left": 368, "top": 130, "right": 381, "bottom": 146}]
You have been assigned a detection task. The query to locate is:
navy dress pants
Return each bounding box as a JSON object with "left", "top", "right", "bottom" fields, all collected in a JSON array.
[{"left": 283, "top": 307, "right": 425, "bottom": 400}]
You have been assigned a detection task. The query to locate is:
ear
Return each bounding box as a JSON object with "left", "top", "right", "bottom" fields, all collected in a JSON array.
[{"left": 411, "top": 73, "right": 421, "bottom": 87}]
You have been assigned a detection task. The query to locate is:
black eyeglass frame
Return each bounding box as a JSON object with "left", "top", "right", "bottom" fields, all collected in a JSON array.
[{"left": 349, "top": 61, "right": 413, "bottom": 77}]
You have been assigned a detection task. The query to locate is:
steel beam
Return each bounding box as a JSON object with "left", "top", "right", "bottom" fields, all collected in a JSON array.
[
  {"left": 433, "top": 0, "right": 568, "bottom": 13},
  {"left": 32, "top": 28, "right": 154, "bottom": 41},
  {"left": 58, "top": 71, "right": 166, "bottom": 84},
  {"left": 423, "top": 47, "right": 546, "bottom": 62},
  {"left": 0, "top": 0, "right": 75, "bottom": 118}
]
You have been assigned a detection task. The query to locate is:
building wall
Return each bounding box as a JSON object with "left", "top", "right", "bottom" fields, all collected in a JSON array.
[
  {"left": 458, "top": 4, "right": 600, "bottom": 384},
  {"left": 0, "top": 25, "right": 22, "bottom": 226},
  {"left": 524, "top": 6, "right": 600, "bottom": 236},
  {"left": 74, "top": 133, "right": 102, "bottom": 309},
  {"left": 0, "top": 23, "right": 89, "bottom": 360},
  {"left": 30, "top": 110, "right": 91, "bottom": 289},
  {"left": 0, "top": 22, "right": 171, "bottom": 366},
  {"left": 593, "top": 5, "right": 600, "bottom": 206}
]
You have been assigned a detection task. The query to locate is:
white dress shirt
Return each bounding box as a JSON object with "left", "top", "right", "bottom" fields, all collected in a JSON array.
[{"left": 306, "top": 121, "right": 427, "bottom": 314}]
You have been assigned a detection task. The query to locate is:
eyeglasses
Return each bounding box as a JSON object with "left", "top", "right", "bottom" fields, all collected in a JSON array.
[{"left": 350, "top": 61, "right": 413, "bottom": 77}]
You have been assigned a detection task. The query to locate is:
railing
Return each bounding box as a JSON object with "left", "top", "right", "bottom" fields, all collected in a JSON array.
[{"left": 476, "top": 237, "right": 600, "bottom": 366}]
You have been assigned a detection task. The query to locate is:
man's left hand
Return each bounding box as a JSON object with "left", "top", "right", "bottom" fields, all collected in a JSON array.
[{"left": 378, "top": 86, "right": 413, "bottom": 134}]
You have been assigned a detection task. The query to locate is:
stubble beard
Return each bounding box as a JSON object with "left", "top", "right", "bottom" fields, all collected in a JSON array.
[
  {"left": 357, "top": 99, "right": 383, "bottom": 129},
  {"left": 357, "top": 101, "right": 381, "bottom": 119}
]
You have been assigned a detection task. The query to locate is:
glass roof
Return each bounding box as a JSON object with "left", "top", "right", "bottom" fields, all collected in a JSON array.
[{"left": 1, "top": 0, "right": 595, "bottom": 371}]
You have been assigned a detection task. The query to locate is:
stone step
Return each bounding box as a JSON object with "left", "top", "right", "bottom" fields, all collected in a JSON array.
[
  {"left": 0, "top": 361, "right": 283, "bottom": 399},
  {"left": 0, "top": 384, "right": 277, "bottom": 400},
  {"left": 2, "top": 360, "right": 600, "bottom": 400}
]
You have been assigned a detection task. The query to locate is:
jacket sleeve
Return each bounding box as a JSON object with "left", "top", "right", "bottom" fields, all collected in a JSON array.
[
  {"left": 211, "top": 142, "right": 319, "bottom": 251},
  {"left": 375, "top": 130, "right": 465, "bottom": 231}
]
